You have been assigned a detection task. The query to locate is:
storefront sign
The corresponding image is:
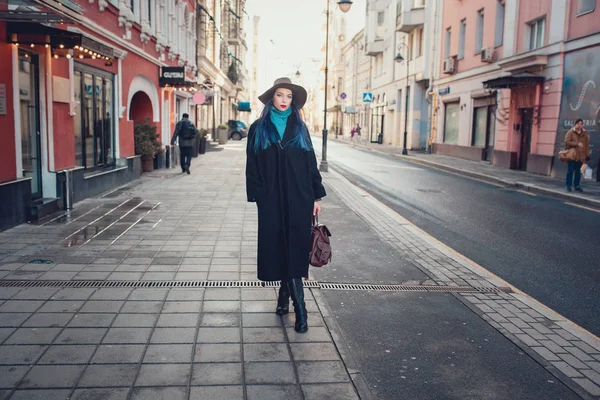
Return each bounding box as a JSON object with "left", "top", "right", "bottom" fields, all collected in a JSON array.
[
  {"left": 160, "top": 67, "right": 185, "bottom": 87},
  {"left": 438, "top": 87, "right": 451, "bottom": 95},
  {"left": 0, "top": 84, "right": 6, "bottom": 116}
]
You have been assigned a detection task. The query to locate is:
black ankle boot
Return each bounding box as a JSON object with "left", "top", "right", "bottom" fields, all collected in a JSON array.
[
  {"left": 276, "top": 280, "right": 290, "bottom": 315},
  {"left": 288, "top": 278, "right": 308, "bottom": 333}
]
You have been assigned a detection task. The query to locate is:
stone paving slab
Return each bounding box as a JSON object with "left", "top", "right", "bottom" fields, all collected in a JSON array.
[{"left": 0, "top": 286, "right": 357, "bottom": 400}]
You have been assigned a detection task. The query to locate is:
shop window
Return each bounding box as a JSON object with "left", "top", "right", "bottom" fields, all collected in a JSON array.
[
  {"left": 472, "top": 106, "right": 488, "bottom": 147},
  {"left": 74, "top": 65, "right": 115, "bottom": 170},
  {"left": 443, "top": 102, "right": 459, "bottom": 144}
]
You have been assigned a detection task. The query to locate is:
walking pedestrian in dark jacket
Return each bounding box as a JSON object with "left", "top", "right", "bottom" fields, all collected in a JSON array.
[
  {"left": 246, "top": 77, "right": 326, "bottom": 333},
  {"left": 171, "top": 113, "right": 198, "bottom": 174}
]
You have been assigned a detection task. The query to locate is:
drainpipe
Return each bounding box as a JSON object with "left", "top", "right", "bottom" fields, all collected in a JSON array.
[{"left": 425, "top": 0, "right": 439, "bottom": 154}]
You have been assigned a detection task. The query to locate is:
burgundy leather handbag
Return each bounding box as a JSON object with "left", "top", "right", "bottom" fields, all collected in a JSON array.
[{"left": 309, "top": 215, "right": 332, "bottom": 267}]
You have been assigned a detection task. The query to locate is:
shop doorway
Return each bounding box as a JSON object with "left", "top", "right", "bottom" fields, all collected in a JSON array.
[
  {"left": 19, "top": 50, "right": 42, "bottom": 199},
  {"left": 519, "top": 108, "right": 533, "bottom": 171}
]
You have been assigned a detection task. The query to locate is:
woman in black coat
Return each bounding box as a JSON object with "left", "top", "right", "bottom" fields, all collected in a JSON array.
[{"left": 246, "top": 77, "right": 326, "bottom": 333}]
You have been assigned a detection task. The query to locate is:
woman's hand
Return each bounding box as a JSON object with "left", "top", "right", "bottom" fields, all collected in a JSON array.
[{"left": 313, "top": 201, "right": 321, "bottom": 216}]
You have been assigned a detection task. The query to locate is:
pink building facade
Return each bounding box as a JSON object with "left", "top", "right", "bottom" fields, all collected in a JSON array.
[{"left": 432, "top": 0, "right": 600, "bottom": 179}]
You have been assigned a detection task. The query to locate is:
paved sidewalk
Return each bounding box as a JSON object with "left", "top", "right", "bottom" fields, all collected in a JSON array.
[
  {"left": 0, "top": 143, "right": 358, "bottom": 400},
  {"left": 0, "top": 140, "right": 599, "bottom": 399},
  {"left": 332, "top": 136, "right": 600, "bottom": 207}
]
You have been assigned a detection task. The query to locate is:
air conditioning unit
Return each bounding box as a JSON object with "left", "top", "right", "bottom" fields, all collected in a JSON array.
[
  {"left": 442, "top": 57, "right": 456, "bottom": 74},
  {"left": 481, "top": 47, "right": 494, "bottom": 63}
]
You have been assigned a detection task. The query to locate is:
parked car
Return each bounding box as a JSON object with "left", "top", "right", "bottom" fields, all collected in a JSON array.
[{"left": 227, "top": 120, "right": 248, "bottom": 140}]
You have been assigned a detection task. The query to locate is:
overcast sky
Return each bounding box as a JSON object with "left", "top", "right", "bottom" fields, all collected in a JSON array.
[{"left": 244, "top": 0, "right": 366, "bottom": 95}]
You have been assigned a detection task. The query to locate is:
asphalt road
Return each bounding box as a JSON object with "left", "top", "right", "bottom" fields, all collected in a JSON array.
[{"left": 314, "top": 138, "right": 600, "bottom": 337}]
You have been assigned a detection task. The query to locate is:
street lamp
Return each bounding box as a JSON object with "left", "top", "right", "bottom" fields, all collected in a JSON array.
[
  {"left": 320, "top": 0, "right": 353, "bottom": 172},
  {"left": 395, "top": 42, "right": 409, "bottom": 155}
]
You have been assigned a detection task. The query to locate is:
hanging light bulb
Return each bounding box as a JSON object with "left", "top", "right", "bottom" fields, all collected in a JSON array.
[
  {"left": 74, "top": 46, "right": 79, "bottom": 50},
  {"left": 92, "top": 56, "right": 96, "bottom": 59},
  {"left": 59, "top": 44, "right": 64, "bottom": 49},
  {"left": 15, "top": 43, "right": 19, "bottom": 47},
  {"left": 24, "top": 53, "right": 29, "bottom": 58},
  {"left": 30, "top": 44, "right": 35, "bottom": 48},
  {"left": 79, "top": 54, "right": 84, "bottom": 59},
  {"left": 66, "top": 54, "right": 72, "bottom": 59},
  {"left": 54, "top": 54, "right": 59, "bottom": 59},
  {"left": 45, "top": 44, "right": 49, "bottom": 48}
]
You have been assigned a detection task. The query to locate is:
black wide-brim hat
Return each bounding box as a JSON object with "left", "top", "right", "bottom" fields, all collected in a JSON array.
[{"left": 258, "top": 77, "right": 308, "bottom": 109}]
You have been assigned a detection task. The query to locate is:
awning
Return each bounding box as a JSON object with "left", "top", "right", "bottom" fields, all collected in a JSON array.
[
  {"left": 238, "top": 102, "right": 251, "bottom": 112},
  {"left": 0, "top": 0, "right": 83, "bottom": 23},
  {"left": 7, "top": 22, "right": 114, "bottom": 60},
  {"left": 483, "top": 73, "right": 545, "bottom": 89}
]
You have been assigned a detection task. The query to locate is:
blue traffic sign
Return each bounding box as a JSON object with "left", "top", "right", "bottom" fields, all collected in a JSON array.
[
  {"left": 340, "top": 92, "right": 347, "bottom": 100},
  {"left": 362, "top": 92, "right": 373, "bottom": 103}
]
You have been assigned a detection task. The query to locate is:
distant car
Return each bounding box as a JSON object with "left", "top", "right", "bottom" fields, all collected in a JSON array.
[{"left": 227, "top": 120, "right": 248, "bottom": 140}]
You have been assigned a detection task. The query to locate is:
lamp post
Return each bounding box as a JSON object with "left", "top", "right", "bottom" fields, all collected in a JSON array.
[
  {"left": 320, "top": 0, "right": 353, "bottom": 172},
  {"left": 395, "top": 43, "right": 410, "bottom": 155}
]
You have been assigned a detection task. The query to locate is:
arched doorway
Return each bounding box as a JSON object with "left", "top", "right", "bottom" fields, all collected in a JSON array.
[
  {"left": 129, "top": 91, "right": 153, "bottom": 124},
  {"left": 126, "top": 75, "right": 160, "bottom": 124}
]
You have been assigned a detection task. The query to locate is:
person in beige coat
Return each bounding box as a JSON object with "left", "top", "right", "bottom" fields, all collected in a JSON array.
[{"left": 565, "top": 118, "right": 591, "bottom": 192}]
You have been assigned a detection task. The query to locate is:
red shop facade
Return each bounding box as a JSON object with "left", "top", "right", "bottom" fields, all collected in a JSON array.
[{"left": 0, "top": 0, "right": 198, "bottom": 231}]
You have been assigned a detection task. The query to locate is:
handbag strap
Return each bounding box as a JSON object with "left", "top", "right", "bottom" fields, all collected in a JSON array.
[{"left": 313, "top": 214, "right": 318, "bottom": 227}]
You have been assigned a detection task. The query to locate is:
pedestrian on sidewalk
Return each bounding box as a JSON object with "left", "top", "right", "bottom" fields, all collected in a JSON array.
[
  {"left": 246, "top": 77, "right": 327, "bottom": 333},
  {"left": 170, "top": 113, "right": 198, "bottom": 174},
  {"left": 565, "top": 118, "right": 590, "bottom": 192}
]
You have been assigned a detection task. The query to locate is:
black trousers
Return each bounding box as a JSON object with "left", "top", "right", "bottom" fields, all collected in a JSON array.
[{"left": 180, "top": 146, "right": 193, "bottom": 171}]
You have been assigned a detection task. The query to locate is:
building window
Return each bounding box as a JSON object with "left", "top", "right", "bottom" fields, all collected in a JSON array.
[
  {"left": 375, "top": 53, "right": 383, "bottom": 75},
  {"left": 73, "top": 65, "right": 115, "bottom": 170},
  {"left": 495, "top": 1, "right": 505, "bottom": 47},
  {"left": 444, "top": 27, "right": 451, "bottom": 59},
  {"left": 458, "top": 19, "right": 466, "bottom": 60},
  {"left": 475, "top": 9, "right": 484, "bottom": 53},
  {"left": 416, "top": 27, "right": 424, "bottom": 57},
  {"left": 577, "top": 0, "right": 595, "bottom": 15},
  {"left": 146, "top": 0, "right": 154, "bottom": 25},
  {"left": 529, "top": 18, "right": 545, "bottom": 50},
  {"left": 376, "top": 11, "right": 385, "bottom": 40},
  {"left": 443, "top": 102, "right": 459, "bottom": 144}
]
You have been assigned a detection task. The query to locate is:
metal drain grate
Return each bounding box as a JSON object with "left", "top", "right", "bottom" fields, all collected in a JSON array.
[
  {"left": 319, "top": 283, "right": 510, "bottom": 293},
  {"left": 0, "top": 280, "right": 509, "bottom": 293}
]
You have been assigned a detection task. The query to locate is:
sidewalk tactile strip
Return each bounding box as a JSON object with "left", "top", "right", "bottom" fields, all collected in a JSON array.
[{"left": 0, "top": 279, "right": 510, "bottom": 293}]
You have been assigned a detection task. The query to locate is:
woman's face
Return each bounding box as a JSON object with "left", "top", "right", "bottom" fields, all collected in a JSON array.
[{"left": 273, "top": 88, "right": 293, "bottom": 112}]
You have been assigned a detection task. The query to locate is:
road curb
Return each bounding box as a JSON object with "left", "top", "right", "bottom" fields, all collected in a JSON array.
[{"left": 330, "top": 139, "right": 600, "bottom": 209}]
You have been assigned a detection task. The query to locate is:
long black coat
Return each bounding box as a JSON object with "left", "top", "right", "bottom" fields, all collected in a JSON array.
[{"left": 246, "top": 114, "right": 326, "bottom": 281}]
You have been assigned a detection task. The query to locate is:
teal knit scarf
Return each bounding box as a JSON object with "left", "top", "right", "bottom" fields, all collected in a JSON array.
[{"left": 270, "top": 107, "right": 292, "bottom": 139}]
